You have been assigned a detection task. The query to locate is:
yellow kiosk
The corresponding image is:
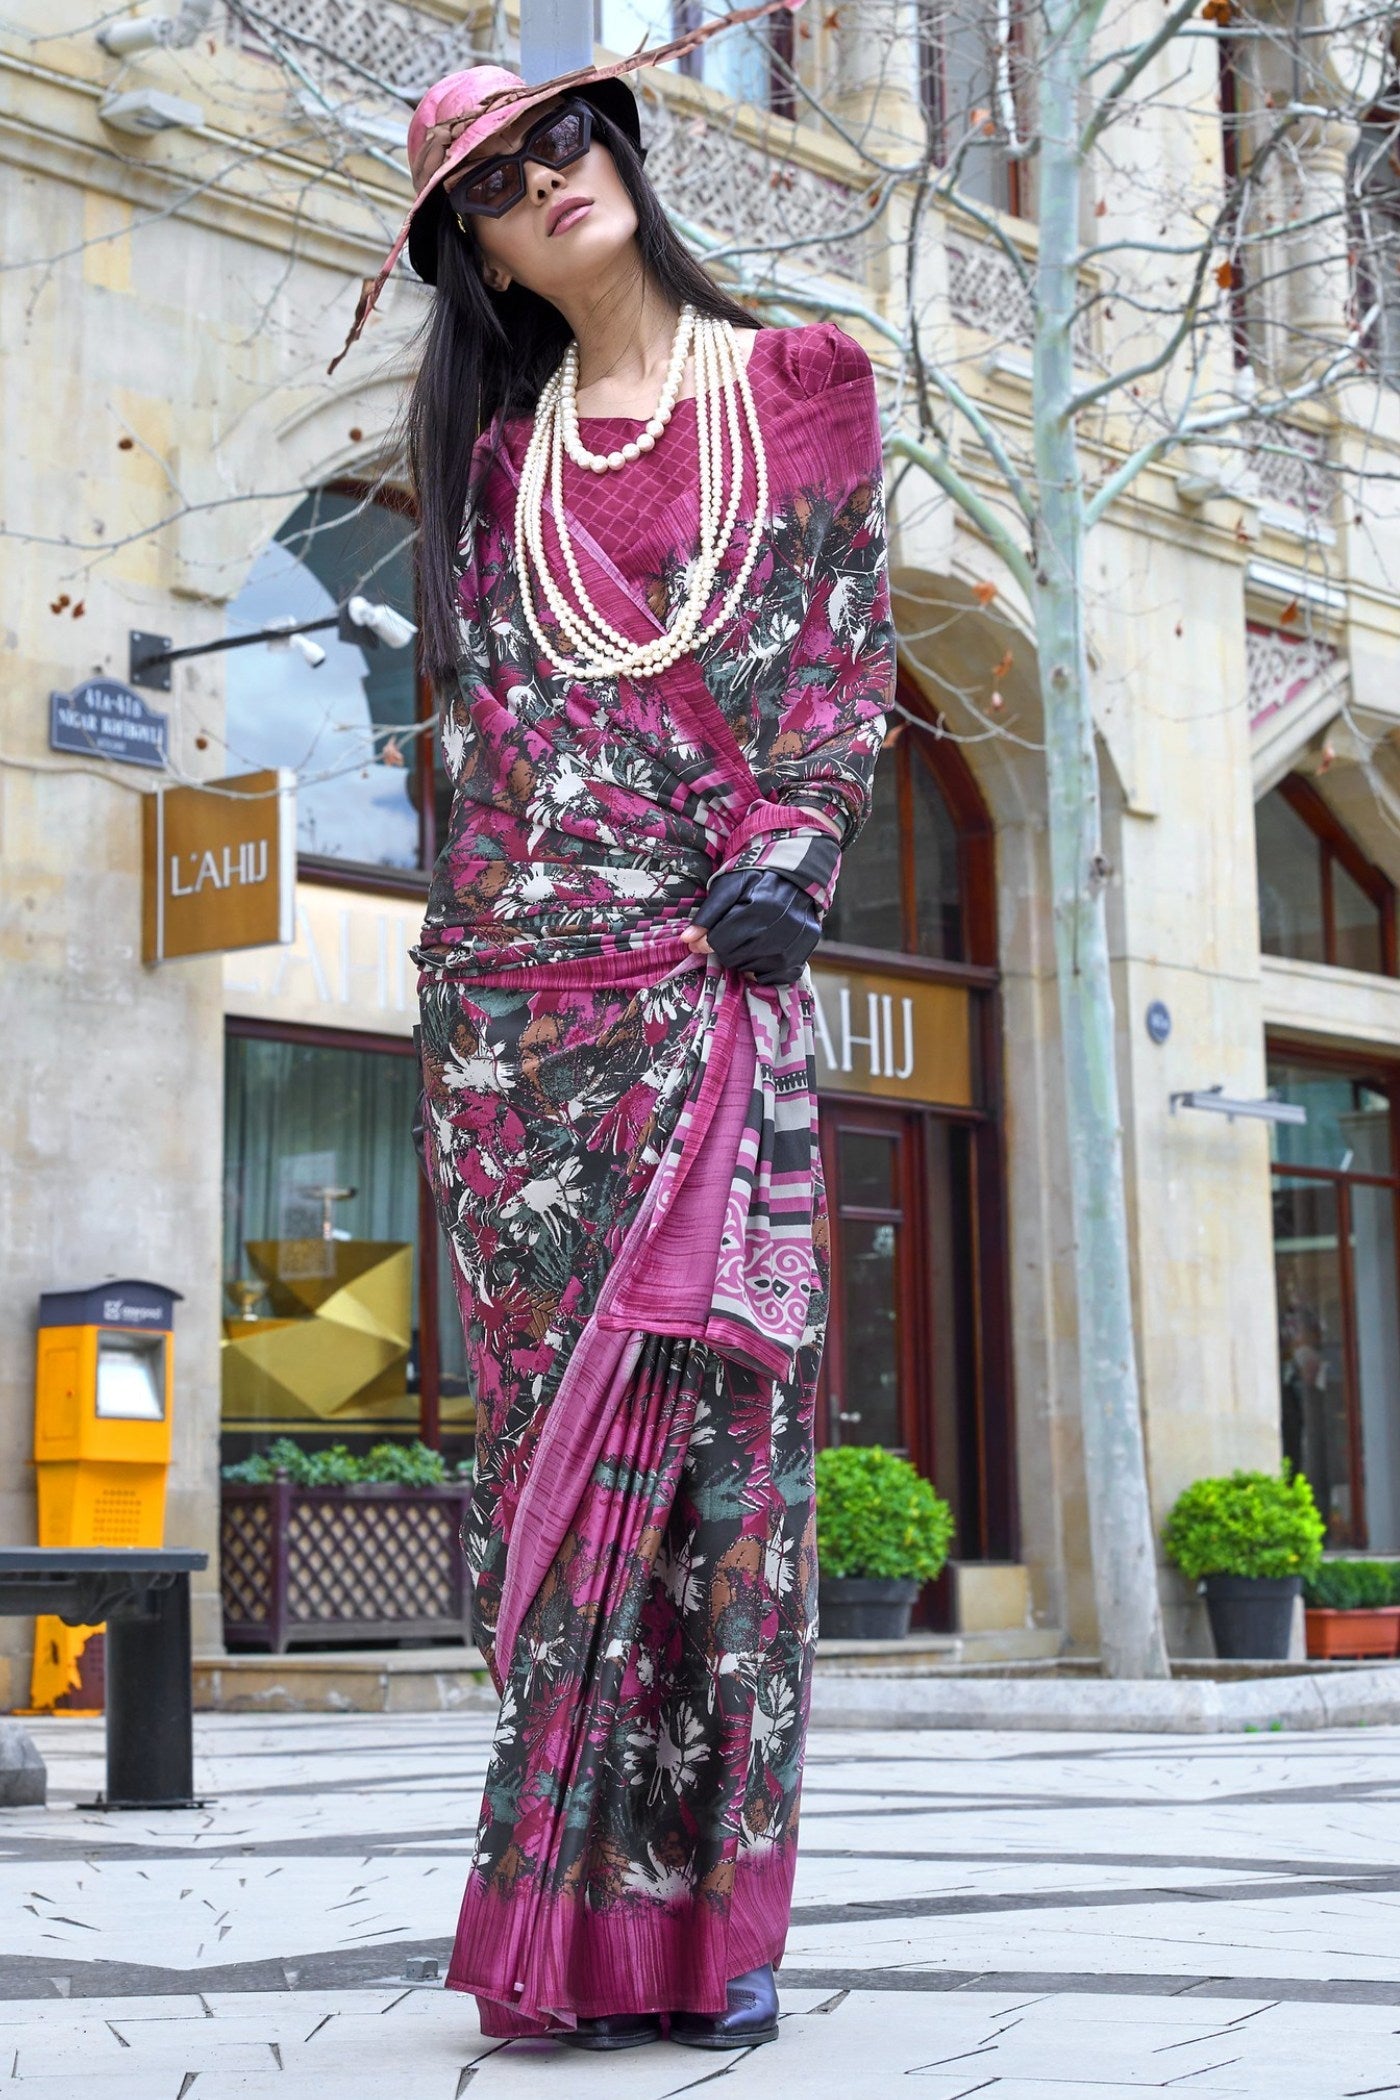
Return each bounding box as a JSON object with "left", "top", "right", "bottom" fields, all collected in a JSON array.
[{"left": 30, "top": 1280, "right": 180, "bottom": 1709}]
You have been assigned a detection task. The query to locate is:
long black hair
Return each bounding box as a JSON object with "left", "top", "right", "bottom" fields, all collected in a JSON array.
[{"left": 405, "top": 101, "right": 758, "bottom": 687}]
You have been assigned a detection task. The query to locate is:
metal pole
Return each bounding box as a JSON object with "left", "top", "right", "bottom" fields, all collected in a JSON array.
[{"left": 132, "top": 613, "right": 341, "bottom": 678}]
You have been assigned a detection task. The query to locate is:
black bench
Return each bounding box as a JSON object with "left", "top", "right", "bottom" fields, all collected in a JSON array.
[{"left": 0, "top": 1548, "right": 207, "bottom": 1808}]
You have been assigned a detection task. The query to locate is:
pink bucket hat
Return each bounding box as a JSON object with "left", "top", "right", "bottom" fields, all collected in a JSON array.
[{"left": 329, "top": 0, "right": 804, "bottom": 372}]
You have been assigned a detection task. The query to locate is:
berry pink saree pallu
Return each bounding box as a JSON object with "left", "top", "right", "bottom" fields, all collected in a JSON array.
[{"left": 416, "top": 325, "right": 895, "bottom": 2036}]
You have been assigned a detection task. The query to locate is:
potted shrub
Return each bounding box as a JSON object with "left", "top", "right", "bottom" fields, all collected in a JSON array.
[
  {"left": 1163, "top": 1467, "right": 1325, "bottom": 1660},
  {"left": 1304, "top": 1561, "right": 1400, "bottom": 1659},
  {"left": 220, "top": 1438, "right": 475, "bottom": 1652},
  {"left": 816, "top": 1445, "right": 955, "bottom": 1639}
]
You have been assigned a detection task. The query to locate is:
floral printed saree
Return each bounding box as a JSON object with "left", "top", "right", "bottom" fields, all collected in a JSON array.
[{"left": 416, "top": 321, "right": 895, "bottom": 2036}]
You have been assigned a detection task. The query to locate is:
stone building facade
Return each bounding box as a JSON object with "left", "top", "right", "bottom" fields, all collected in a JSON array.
[{"left": 3, "top": 0, "right": 1399, "bottom": 1699}]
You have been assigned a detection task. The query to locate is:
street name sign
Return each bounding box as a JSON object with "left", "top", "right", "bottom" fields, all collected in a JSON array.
[{"left": 51, "top": 678, "right": 169, "bottom": 769}]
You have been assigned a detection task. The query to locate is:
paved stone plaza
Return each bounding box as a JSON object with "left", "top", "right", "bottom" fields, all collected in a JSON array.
[{"left": 0, "top": 1711, "right": 1398, "bottom": 2095}]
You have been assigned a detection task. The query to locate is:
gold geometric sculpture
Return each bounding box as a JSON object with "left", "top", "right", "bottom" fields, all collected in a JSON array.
[{"left": 221, "top": 1239, "right": 413, "bottom": 1426}]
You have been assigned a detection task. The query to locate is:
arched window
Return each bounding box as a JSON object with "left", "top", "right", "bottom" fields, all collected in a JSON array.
[
  {"left": 224, "top": 487, "right": 425, "bottom": 876},
  {"left": 824, "top": 718, "right": 996, "bottom": 965},
  {"left": 1256, "top": 775, "right": 1396, "bottom": 976}
]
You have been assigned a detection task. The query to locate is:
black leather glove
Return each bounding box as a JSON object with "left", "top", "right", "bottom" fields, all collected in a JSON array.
[{"left": 693, "top": 867, "right": 822, "bottom": 986}]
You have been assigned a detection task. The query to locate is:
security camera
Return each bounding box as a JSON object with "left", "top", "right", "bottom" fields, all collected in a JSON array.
[
  {"left": 99, "top": 17, "right": 171, "bottom": 53},
  {"left": 289, "top": 633, "right": 326, "bottom": 669},
  {"left": 345, "top": 595, "right": 418, "bottom": 650}
]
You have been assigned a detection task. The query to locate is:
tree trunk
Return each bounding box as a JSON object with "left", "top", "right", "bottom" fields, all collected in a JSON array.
[{"left": 1031, "top": 0, "right": 1170, "bottom": 1679}]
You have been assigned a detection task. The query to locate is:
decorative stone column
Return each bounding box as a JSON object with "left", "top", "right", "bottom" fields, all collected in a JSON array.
[
  {"left": 1280, "top": 115, "right": 1356, "bottom": 382},
  {"left": 829, "top": 0, "right": 925, "bottom": 156}
]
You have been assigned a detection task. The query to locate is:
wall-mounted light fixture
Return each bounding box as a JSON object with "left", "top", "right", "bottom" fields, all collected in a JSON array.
[
  {"left": 1170, "top": 1085, "right": 1306, "bottom": 1127},
  {"left": 99, "top": 87, "right": 204, "bottom": 134}
]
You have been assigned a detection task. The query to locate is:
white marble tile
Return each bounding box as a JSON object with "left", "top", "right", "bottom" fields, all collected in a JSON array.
[{"left": 5, "top": 1716, "right": 1400, "bottom": 2098}]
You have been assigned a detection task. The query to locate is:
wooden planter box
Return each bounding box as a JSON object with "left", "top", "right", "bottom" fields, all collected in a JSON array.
[
  {"left": 220, "top": 1480, "right": 473, "bottom": 1653},
  {"left": 1304, "top": 1605, "right": 1400, "bottom": 1660}
]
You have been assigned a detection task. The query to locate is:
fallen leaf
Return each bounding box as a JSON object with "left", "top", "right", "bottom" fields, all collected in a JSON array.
[
  {"left": 50, "top": 594, "right": 71, "bottom": 614},
  {"left": 1279, "top": 598, "right": 1300, "bottom": 625},
  {"left": 990, "top": 648, "right": 1014, "bottom": 680},
  {"left": 973, "top": 579, "right": 998, "bottom": 605},
  {"left": 348, "top": 426, "right": 363, "bottom": 442},
  {"left": 195, "top": 735, "right": 209, "bottom": 751},
  {"left": 381, "top": 738, "right": 405, "bottom": 768},
  {"left": 117, "top": 436, "right": 134, "bottom": 452},
  {"left": 1215, "top": 260, "right": 1238, "bottom": 289},
  {"left": 71, "top": 602, "right": 85, "bottom": 619}
]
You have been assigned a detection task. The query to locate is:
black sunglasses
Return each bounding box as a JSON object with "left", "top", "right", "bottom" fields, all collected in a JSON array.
[{"left": 446, "top": 100, "right": 593, "bottom": 222}]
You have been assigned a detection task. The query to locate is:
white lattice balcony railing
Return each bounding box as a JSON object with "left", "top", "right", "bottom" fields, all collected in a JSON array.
[
  {"left": 945, "top": 227, "right": 1098, "bottom": 365},
  {"left": 947, "top": 232, "right": 1034, "bottom": 346},
  {"left": 1239, "top": 418, "right": 1338, "bottom": 526},
  {"left": 1246, "top": 621, "right": 1337, "bottom": 732},
  {"left": 227, "top": 0, "right": 483, "bottom": 102},
  {"left": 638, "top": 89, "right": 871, "bottom": 289}
]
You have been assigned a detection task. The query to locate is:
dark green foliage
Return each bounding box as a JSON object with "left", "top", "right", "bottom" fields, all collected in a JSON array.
[
  {"left": 1162, "top": 1467, "right": 1325, "bottom": 1581},
  {"left": 1304, "top": 1560, "right": 1400, "bottom": 1609},
  {"left": 815, "top": 1445, "right": 955, "bottom": 1582},
  {"left": 222, "top": 1437, "right": 472, "bottom": 1487}
]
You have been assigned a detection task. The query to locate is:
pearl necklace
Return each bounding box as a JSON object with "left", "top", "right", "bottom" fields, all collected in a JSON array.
[
  {"left": 514, "top": 311, "right": 769, "bottom": 684},
  {"left": 561, "top": 304, "right": 696, "bottom": 473}
]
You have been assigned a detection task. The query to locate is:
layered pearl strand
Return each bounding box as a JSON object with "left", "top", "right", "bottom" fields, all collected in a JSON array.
[
  {"left": 561, "top": 304, "right": 696, "bottom": 472},
  {"left": 514, "top": 305, "right": 769, "bottom": 683}
]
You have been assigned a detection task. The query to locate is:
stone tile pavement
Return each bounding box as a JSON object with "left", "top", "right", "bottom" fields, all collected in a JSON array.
[{"left": 1, "top": 1712, "right": 1399, "bottom": 2095}]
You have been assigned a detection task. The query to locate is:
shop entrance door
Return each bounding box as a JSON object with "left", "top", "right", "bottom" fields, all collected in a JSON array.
[
  {"left": 817, "top": 1100, "right": 987, "bottom": 1540},
  {"left": 818, "top": 1103, "right": 924, "bottom": 1456}
]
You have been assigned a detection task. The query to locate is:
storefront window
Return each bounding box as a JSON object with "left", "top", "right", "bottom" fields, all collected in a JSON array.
[
  {"left": 225, "top": 488, "right": 424, "bottom": 875},
  {"left": 1269, "top": 1053, "right": 1400, "bottom": 1549},
  {"left": 1256, "top": 776, "right": 1394, "bottom": 975},
  {"left": 221, "top": 1028, "right": 472, "bottom": 1454}
]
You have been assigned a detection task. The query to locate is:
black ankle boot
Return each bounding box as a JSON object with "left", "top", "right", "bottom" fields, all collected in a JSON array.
[
  {"left": 560, "top": 2012, "right": 662, "bottom": 2051},
  {"left": 669, "top": 1964, "right": 779, "bottom": 2049}
]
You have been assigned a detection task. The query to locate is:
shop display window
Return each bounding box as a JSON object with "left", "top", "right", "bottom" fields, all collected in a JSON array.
[
  {"left": 1269, "top": 1052, "right": 1400, "bottom": 1550},
  {"left": 1256, "top": 776, "right": 1395, "bottom": 976},
  {"left": 221, "top": 1024, "right": 472, "bottom": 1459}
]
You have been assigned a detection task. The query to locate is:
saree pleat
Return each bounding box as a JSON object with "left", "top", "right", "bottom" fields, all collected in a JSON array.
[{"left": 419, "top": 322, "right": 895, "bottom": 2033}]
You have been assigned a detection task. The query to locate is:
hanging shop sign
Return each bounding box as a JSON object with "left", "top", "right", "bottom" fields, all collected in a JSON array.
[
  {"left": 142, "top": 768, "right": 296, "bottom": 964},
  {"left": 50, "top": 678, "right": 169, "bottom": 770},
  {"left": 809, "top": 963, "right": 975, "bottom": 1109}
]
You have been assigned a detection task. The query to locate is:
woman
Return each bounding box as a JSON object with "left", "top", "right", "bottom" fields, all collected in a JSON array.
[{"left": 342, "top": 41, "right": 894, "bottom": 2053}]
